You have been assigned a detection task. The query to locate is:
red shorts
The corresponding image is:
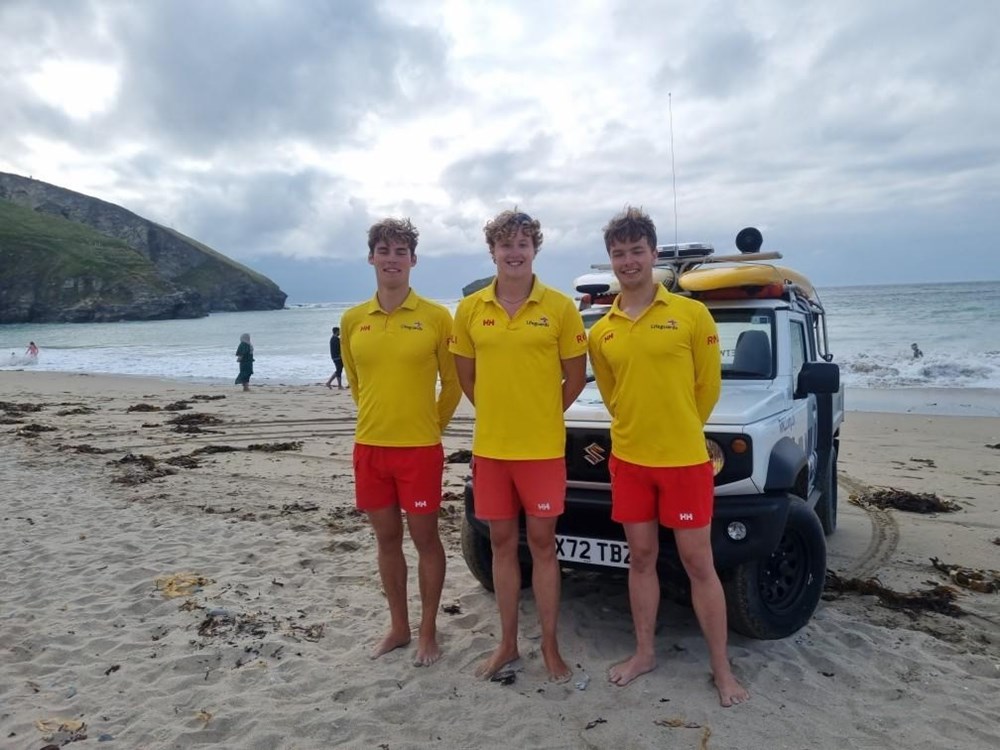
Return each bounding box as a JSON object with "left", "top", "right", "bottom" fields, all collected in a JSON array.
[
  {"left": 353, "top": 443, "right": 443, "bottom": 514},
  {"left": 472, "top": 456, "right": 565, "bottom": 521},
  {"left": 609, "top": 456, "right": 714, "bottom": 529}
]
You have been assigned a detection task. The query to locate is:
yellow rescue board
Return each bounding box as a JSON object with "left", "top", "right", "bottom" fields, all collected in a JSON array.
[{"left": 679, "top": 265, "right": 816, "bottom": 300}]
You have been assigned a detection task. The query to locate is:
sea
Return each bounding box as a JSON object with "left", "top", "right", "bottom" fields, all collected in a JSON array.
[{"left": 2, "top": 280, "right": 1000, "bottom": 415}]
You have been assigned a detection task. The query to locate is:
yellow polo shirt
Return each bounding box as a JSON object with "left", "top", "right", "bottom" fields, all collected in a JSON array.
[
  {"left": 341, "top": 289, "right": 461, "bottom": 447},
  {"left": 587, "top": 286, "right": 721, "bottom": 467},
  {"left": 451, "top": 277, "right": 587, "bottom": 460}
]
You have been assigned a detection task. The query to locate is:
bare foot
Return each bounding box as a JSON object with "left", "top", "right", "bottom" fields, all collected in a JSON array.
[
  {"left": 370, "top": 630, "right": 411, "bottom": 660},
  {"left": 714, "top": 670, "right": 750, "bottom": 707},
  {"left": 413, "top": 636, "right": 442, "bottom": 667},
  {"left": 475, "top": 644, "right": 520, "bottom": 679},
  {"left": 542, "top": 643, "right": 572, "bottom": 683},
  {"left": 608, "top": 654, "right": 656, "bottom": 687}
]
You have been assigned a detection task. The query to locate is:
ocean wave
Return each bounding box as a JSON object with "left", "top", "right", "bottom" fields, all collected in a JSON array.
[{"left": 839, "top": 351, "right": 1000, "bottom": 389}]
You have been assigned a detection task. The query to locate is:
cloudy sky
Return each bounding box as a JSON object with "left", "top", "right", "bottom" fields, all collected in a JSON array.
[{"left": 2, "top": 0, "right": 998, "bottom": 302}]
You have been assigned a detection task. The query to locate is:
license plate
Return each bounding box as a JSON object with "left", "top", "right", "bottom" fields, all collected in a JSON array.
[{"left": 555, "top": 534, "right": 630, "bottom": 569}]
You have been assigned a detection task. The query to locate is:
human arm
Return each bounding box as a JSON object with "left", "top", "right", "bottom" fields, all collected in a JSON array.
[
  {"left": 587, "top": 328, "right": 616, "bottom": 414},
  {"left": 561, "top": 355, "right": 587, "bottom": 410},
  {"left": 453, "top": 355, "right": 475, "bottom": 406},
  {"left": 436, "top": 311, "right": 462, "bottom": 430},
  {"left": 340, "top": 320, "right": 360, "bottom": 407},
  {"left": 693, "top": 305, "right": 722, "bottom": 423}
]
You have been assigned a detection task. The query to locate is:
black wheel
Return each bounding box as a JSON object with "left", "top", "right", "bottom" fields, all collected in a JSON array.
[
  {"left": 460, "top": 515, "right": 534, "bottom": 592},
  {"left": 815, "top": 447, "right": 838, "bottom": 536},
  {"left": 461, "top": 515, "right": 495, "bottom": 591},
  {"left": 723, "top": 497, "right": 827, "bottom": 639}
]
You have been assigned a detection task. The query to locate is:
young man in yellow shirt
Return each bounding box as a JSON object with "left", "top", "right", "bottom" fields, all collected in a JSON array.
[
  {"left": 340, "top": 218, "right": 461, "bottom": 666},
  {"left": 588, "top": 207, "right": 749, "bottom": 706},
  {"left": 451, "top": 210, "right": 587, "bottom": 681}
]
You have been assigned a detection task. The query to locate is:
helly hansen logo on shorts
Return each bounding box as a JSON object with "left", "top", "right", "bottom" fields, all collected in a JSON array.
[
  {"left": 537, "top": 502, "right": 551, "bottom": 511},
  {"left": 414, "top": 500, "right": 428, "bottom": 508},
  {"left": 679, "top": 512, "right": 694, "bottom": 521}
]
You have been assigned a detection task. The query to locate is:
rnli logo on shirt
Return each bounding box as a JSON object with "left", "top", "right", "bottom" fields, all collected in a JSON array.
[
  {"left": 527, "top": 316, "right": 550, "bottom": 328},
  {"left": 576, "top": 333, "right": 586, "bottom": 344},
  {"left": 401, "top": 321, "right": 423, "bottom": 331},
  {"left": 602, "top": 332, "right": 614, "bottom": 343},
  {"left": 707, "top": 334, "right": 719, "bottom": 345},
  {"left": 651, "top": 319, "right": 678, "bottom": 330},
  {"left": 482, "top": 319, "right": 496, "bottom": 327},
  {"left": 360, "top": 324, "right": 372, "bottom": 332}
]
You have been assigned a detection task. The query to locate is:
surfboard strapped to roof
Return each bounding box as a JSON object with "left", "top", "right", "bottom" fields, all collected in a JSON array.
[{"left": 575, "top": 227, "right": 821, "bottom": 310}]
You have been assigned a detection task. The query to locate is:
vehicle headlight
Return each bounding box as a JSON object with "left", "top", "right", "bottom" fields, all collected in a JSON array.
[{"left": 706, "top": 438, "right": 724, "bottom": 476}]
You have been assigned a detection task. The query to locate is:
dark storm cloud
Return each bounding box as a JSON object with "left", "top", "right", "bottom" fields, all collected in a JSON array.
[{"left": 107, "top": 0, "right": 451, "bottom": 154}]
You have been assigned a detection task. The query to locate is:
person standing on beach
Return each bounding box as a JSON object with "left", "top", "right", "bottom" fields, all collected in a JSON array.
[
  {"left": 340, "top": 218, "right": 461, "bottom": 666},
  {"left": 587, "top": 206, "right": 749, "bottom": 707},
  {"left": 235, "top": 334, "right": 254, "bottom": 391},
  {"left": 450, "top": 209, "right": 587, "bottom": 681},
  {"left": 326, "top": 327, "right": 344, "bottom": 389}
]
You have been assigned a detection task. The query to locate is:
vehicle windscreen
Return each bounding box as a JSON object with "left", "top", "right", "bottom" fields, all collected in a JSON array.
[{"left": 714, "top": 308, "right": 775, "bottom": 379}]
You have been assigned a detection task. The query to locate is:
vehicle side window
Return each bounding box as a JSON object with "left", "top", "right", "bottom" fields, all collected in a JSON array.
[{"left": 790, "top": 320, "right": 807, "bottom": 379}]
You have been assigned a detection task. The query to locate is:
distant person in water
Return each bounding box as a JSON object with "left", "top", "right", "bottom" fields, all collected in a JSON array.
[
  {"left": 25, "top": 342, "right": 39, "bottom": 359},
  {"left": 326, "top": 326, "right": 344, "bottom": 389},
  {"left": 235, "top": 334, "right": 254, "bottom": 391},
  {"left": 911, "top": 342, "right": 923, "bottom": 359}
]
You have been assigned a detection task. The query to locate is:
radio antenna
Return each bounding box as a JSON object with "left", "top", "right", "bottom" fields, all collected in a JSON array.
[{"left": 669, "top": 92, "right": 678, "bottom": 246}]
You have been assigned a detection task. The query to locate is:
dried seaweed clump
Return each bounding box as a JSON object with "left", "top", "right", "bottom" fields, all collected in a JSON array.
[{"left": 849, "top": 488, "right": 960, "bottom": 513}]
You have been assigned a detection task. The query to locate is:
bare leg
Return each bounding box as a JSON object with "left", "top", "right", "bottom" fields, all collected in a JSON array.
[
  {"left": 475, "top": 518, "right": 521, "bottom": 678},
  {"left": 367, "top": 506, "right": 411, "bottom": 658},
  {"left": 407, "top": 511, "right": 446, "bottom": 666},
  {"left": 675, "top": 526, "right": 749, "bottom": 706},
  {"left": 609, "top": 520, "right": 660, "bottom": 686},
  {"left": 525, "top": 515, "right": 570, "bottom": 681}
]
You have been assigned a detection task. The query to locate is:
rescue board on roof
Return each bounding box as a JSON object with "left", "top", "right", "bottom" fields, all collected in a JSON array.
[{"left": 679, "top": 264, "right": 817, "bottom": 301}]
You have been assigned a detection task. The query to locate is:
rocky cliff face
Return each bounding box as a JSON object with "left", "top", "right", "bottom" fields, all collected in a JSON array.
[{"left": 0, "top": 172, "right": 287, "bottom": 323}]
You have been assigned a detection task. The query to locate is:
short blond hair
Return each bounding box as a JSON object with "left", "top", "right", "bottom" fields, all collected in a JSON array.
[
  {"left": 602, "top": 206, "right": 657, "bottom": 252},
  {"left": 483, "top": 209, "right": 543, "bottom": 251},
  {"left": 367, "top": 218, "right": 419, "bottom": 255}
]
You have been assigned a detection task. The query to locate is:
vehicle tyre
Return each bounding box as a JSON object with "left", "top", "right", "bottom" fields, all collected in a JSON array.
[
  {"left": 815, "top": 448, "right": 838, "bottom": 535},
  {"left": 461, "top": 515, "right": 496, "bottom": 591},
  {"left": 723, "top": 497, "right": 827, "bottom": 639},
  {"left": 460, "top": 515, "right": 533, "bottom": 592}
]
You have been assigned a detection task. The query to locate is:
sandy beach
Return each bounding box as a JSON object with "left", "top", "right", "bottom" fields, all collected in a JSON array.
[{"left": 1, "top": 372, "right": 998, "bottom": 750}]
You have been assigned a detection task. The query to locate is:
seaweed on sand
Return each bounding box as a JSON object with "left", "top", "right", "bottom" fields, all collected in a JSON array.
[
  {"left": 824, "top": 570, "right": 964, "bottom": 617},
  {"left": 929, "top": 557, "right": 1000, "bottom": 594},
  {"left": 849, "top": 488, "right": 961, "bottom": 513}
]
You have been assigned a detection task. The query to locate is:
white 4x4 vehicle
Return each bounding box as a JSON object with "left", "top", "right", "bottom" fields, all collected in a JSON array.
[{"left": 460, "top": 228, "right": 844, "bottom": 639}]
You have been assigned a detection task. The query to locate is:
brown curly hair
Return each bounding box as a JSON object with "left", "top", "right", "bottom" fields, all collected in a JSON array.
[
  {"left": 367, "top": 218, "right": 419, "bottom": 255},
  {"left": 483, "top": 209, "right": 544, "bottom": 252},
  {"left": 602, "top": 206, "right": 657, "bottom": 252}
]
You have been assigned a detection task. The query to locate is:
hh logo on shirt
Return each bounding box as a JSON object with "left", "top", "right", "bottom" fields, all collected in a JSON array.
[
  {"left": 360, "top": 324, "right": 372, "bottom": 332},
  {"left": 602, "top": 332, "right": 614, "bottom": 343},
  {"left": 527, "top": 316, "right": 550, "bottom": 328},
  {"left": 482, "top": 319, "right": 496, "bottom": 327},
  {"left": 401, "top": 321, "right": 423, "bottom": 331}
]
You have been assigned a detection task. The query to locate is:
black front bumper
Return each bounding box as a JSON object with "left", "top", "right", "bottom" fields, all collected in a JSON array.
[{"left": 463, "top": 481, "right": 794, "bottom": 573}]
